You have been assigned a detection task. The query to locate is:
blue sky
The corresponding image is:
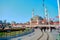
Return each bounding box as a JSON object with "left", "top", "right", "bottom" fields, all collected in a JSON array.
[
  {"left": 59, "top": 0, "right": 60, "bottom": 7},
  {"left": 0, "top": 0, "right": 58, "bottom": 23}
]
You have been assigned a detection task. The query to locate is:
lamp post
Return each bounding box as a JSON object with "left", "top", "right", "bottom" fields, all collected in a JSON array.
[
  {"left": 57, "top": 0, "right": 60, "bottom": 26},
  {"left": 56, "top": 0, "right": 60, "bottom": 40}
]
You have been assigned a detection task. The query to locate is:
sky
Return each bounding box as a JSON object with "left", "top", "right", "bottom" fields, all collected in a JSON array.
[
  {"left": 59, "top": 0, "right": 60, "bottom": 9},
  {"left": 0, "top": 0, "right": 58, "bottom": 23}
]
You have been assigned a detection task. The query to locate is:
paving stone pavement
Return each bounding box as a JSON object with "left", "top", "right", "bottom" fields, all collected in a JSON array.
[
  {"left": 10, "top": 29, "right": 42, "bottom": 40},
  {"left": 10, "top": 29, "right": 55, "bottom": 40}
]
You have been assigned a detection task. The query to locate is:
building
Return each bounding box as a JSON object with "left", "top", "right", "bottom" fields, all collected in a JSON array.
[
  {"left": 0, "top": 20, "right": 2, "bottom": 28},
  {"left": 30, "top": 15, "right": 43, "bottom": 25}
]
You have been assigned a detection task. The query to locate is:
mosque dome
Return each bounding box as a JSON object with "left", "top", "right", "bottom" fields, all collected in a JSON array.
[{"left": 31, "top": 15, "right": 43, "bottom": 20}]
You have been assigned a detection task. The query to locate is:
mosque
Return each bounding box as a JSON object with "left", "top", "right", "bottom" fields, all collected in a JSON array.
[{"left": 11, "top": 9, "right": 54, "bottom": 28}]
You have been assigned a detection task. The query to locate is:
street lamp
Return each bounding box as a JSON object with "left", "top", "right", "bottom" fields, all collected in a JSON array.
[
  {"left": 57, "top": 0, "right": 60, "bottom": 26},
  {"left": 56, "top": 0, "right": 60, "bottom": 40}
]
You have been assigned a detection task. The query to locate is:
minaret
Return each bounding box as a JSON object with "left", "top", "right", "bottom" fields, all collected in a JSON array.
[
  {"left": 43, "top": 0, "right": 48, "bottom": 22},
  {"left": 45, "top": 7, "right": 48, "bottom": 20},
  {"left": 30, "top": 9, "right": 34, "bottom": 27},
  {"left": 32, "top": 9, "right": 34, "bottom": 17},
  {"left": 43, "top": 0, "right": 50, "bottom": 32}
]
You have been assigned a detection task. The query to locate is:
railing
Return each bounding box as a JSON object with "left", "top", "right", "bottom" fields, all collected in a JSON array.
[
  {"left": 25, "top": 25, "right": 59, "bottom": 27},
  {"left": 12, "top": 25, "right": 59, "bottom": 27}
]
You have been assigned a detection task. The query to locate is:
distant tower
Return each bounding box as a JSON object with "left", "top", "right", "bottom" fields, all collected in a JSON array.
[
  {"left": 32, "top": 9, "right": 34, "bottom": 17},
  {"left": 4, "top": 20, "right": 6, "bottom": 24}
]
